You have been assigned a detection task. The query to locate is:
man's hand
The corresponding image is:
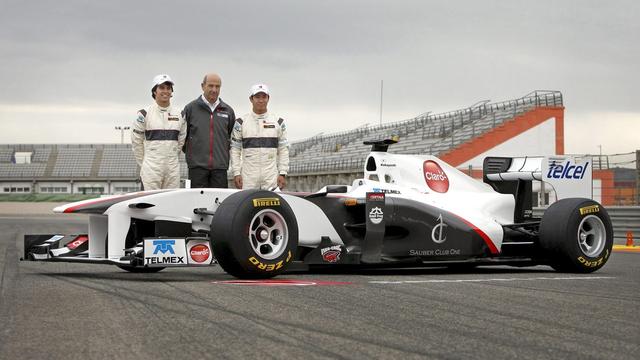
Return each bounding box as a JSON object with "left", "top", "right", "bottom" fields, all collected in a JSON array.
[
  {"left": 277, "top": 175, "right": 286, "bottom": 190},
  {"left": 234, "top": 175, "right": 243, "bottom": 189}
]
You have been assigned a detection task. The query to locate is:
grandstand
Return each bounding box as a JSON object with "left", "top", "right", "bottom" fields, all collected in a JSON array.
[{"left": 0, "top": 90, "right": 636, "bottom": 204}]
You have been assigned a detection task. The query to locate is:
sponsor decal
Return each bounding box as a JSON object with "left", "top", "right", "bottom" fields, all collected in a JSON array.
[
  {"left": 263, "top": 124, "right": 275, "bottom": 128},
  {"left": 579, "top": 205, "right": 600, "bottom": 215},
  {"left": 168, "top": 116, "right": 179, "bottom": 121},
  {"left": 321, "top": 245, "right": 342, "bottom": 263},
  {"left": 144, "top": 239, "right": 187, "bottom": 266},
  {"left": 153, "top": 240, "right": 175, "bottom": 254},
  {"left": 410, "top": 248, "right": 461, "bottom": 256},
  {"left": 252, "top": 197, "right": 280, "bottom": 207},
  {"left": 66, "top": 235, "right": 88, "bottom": 250},
  {"left": 136, "top": 114, "right": 145, "bottom": 123},
  {"left": 344, "top": 198, "right": 358, "bottom": 206},
  {"left": 372, "top": 188, "right": 401, "bottom": 194},
  {"left": 545, "top": 159, "right": 589, "bottom": 179},
  {"left": 248, "top": 250, "right": 292, "bottom": 271},
  {"left": 379, "top": 162, "right": 396, "bottom": 167},
  {"left": 46, "top": 235, "right": 65, "bottom": 243},
  {"left": 369, "top": 207, "right": 383, "bottom": 224},
  {"left": 367, "top": 193, "right": 385, "bottom": 202},
  {"left": 423, "top": 160, "right": 449, "bottom": 193},
  {"left": 217, "top": 113, "right": 229, "bottom": 118},
  {"left": 431, "top": 214, "right": 448, "bottom": 244},
  {"left": 146, "top": 257, "right": 185, "bottom": 265},
  {"left": 190, "top": 244, "right": 210, "bottom": 263}
]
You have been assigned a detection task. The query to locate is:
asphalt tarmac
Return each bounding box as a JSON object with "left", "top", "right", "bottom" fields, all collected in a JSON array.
[{"left": 1, "top": 216, "right": 638, "bottom": 359}]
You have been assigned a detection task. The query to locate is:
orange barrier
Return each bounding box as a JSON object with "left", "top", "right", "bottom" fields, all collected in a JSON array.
[{"left": 627, "top": 231, "right": 634, "bottom": 247}]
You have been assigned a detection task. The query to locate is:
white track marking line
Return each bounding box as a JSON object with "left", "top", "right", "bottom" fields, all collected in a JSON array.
[{"left": 369, "top": 276, "right": 615, "bottom": 284}]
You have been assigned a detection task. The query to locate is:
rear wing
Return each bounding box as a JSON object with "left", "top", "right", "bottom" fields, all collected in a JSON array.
[{"left": 483, "top": 155, "right": 593, "bottom": 220}]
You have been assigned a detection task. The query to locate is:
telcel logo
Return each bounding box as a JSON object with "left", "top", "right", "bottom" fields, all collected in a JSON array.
[
  {"left": 546, "top": 160, "right": 589, "bottom": 179},
  {"left": 423, "top": 160, "right": 449, "bottom": 193}
]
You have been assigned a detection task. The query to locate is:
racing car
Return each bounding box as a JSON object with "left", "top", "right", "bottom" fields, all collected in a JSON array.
[{"left": 23, "top": 139, "right": 613, "bottom": 278}]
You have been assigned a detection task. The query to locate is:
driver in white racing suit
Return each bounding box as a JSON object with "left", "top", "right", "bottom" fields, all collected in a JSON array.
[
  {"left": 231, "top": 83, "right": 289, "bottom": 190},
  {"left": 132, "top": 74, "right": 186, "bottom": 190}
]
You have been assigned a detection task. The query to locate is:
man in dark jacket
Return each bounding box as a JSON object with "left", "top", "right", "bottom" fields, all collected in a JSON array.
[{"left": 182, "top": 73, "right": 236, "bottom": 188}]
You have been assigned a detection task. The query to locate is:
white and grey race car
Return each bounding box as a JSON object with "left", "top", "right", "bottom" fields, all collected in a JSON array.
[{"left": 23, "top": 139, "right": 613, "bottom": 278}]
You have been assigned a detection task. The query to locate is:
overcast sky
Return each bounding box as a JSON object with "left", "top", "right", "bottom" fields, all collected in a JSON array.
[{"left": 1, "top": 0, "right": 638, "bottom": 156}]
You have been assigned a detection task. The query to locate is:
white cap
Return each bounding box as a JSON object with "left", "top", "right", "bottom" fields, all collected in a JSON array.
[
  {"left": 152, "top": 74, "right": 174, "bottom": 87},
  {"left": 250, "top": 83, "right": 270, "bottom": 96}
]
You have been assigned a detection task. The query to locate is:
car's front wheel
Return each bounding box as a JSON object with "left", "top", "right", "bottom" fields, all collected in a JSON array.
[{"left": 210, "top": 190, "right": 298, "bottom": 279}]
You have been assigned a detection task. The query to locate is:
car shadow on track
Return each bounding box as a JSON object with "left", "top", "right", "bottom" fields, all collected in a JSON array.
[
  {"left": 285, "top": 265, "right": 559, "bottom": 277},
  {"left": 25, "top": 265, "right": 560, "bottom": 283},
  {"left": 25, "top": 267, "right": 236, "bottom": 283}
]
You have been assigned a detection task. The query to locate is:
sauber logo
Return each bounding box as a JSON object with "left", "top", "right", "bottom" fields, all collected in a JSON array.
[
  {"left": 423, "top": 160, "right": 449, "bottom": 193},
  {"left": 190, "top": 244, "right": 210, "bottom": 263}
]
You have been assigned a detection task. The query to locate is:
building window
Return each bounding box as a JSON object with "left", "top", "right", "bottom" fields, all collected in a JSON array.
[
  {"left": 78, "top": 187, "right": 104, "bottom": 195},
  {"left": 4, "top": 186, "right": 30, "bottom": 193},
  {"left": 114, "top": 186, "right": 138, "bottom": 193},
  {"left": 40, "top": 187, "right": 69, "bottom": 193}
]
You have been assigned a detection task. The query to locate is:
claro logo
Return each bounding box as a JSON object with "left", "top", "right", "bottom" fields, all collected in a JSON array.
[
  {"left": 423, "top": 160, "right": 449, "bottom": 193},
  {"left": 189, "top": 244, "right": 210, "bottom": 263}
]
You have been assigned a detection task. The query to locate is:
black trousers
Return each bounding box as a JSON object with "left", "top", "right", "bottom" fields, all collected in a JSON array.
[{"left": 188, "top": 168, "right": 229, "bottom": 188}]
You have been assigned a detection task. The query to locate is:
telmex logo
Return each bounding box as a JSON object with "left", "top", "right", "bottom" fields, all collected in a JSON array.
[
  {"left": 546, "top": 160, "right": 589, "bottom": 179},
  {"left": 423, "top": 160, "right": 449, "bottom": 193},
  {"left": 252, "top": 198, "right": 280, "bottom": 207},
  {"left": 153, "top": 240, "right": 175, "bottom": 255}
]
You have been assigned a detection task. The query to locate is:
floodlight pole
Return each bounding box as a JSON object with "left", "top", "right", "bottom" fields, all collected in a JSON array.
[
  {"left": 379, "top": 80, "right": 384, "bottom": 126},
  {"left": 598, "top": 145, "right": 602, "bottom": 170},
  {"left": 115, "top": 126, "right": 131, "bottom": 144}
]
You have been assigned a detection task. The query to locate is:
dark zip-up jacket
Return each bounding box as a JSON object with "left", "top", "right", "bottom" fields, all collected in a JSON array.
[{"left": 182, "top": 97, "right": 236, "bottom": 170}]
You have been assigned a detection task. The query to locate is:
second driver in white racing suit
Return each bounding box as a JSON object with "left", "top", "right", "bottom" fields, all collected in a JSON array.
[{"left": 231, "top": 83, "right": 289, "bottom": 190}]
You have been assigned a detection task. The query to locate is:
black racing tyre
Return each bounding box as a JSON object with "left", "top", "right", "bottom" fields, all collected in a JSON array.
[
  {"left": 539, "top": 198, "right": 613, "bottom": 273},
  {"left": 210, "top": 190, "right": 298, "bottom": 279},
  {"left": 116, "top": 265, "right": 165, "bottom": 273}
]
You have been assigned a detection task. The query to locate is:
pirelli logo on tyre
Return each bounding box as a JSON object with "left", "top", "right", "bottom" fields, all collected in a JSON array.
[
  {"left": 248, "top": 251, "right": 293, "bottom": 271},
  {"left": 579, "top": 204, "right": 600, "bottom": 215},
  {"left": 252, "top": 198, "right": 280, "bottom": 207},
  {"left": 577, "top": 249, "right": 610, "bottom": 268}
]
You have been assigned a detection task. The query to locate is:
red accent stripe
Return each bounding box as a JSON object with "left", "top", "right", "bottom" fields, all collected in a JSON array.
[
  {"left": 209, "top": 113, "right": 214, "bottom": 169},
  {"left": 66, "top": 235, "right": 89, "bottom": 250},
  {"left": 453, "top": 214, "right": 500, "bottom": 255}
]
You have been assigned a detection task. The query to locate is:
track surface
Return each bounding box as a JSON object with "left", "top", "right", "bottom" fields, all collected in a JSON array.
[{"left": 1, "top": 216, "right": 638, "bottom": 359}]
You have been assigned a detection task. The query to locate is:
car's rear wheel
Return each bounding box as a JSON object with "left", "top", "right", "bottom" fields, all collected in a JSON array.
[
  {"left": 210, "top": 190, "right": 298, "bottom": 279},
  {"left": 539, "top": 198, "right": 613, "bottom": 273}
]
